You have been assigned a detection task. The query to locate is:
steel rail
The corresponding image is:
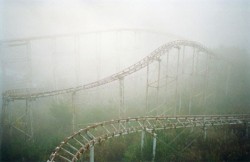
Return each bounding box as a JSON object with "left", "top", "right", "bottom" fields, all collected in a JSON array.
[
  {"left": 0, "top": 28, "right": 182, "bottom": 44},
  {"left": 3, "top": 40, "right": 215, "bottom": 100},
  {"left": 48, "top": 114, "right": 250, "bottom": 162}
]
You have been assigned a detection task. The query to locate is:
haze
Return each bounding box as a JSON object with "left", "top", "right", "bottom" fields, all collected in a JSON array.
[
  {"left": 1, "top": 1, "right": 250, "bottom": 161},
  {"left": 0, "top": 0, "right": 249, "bottom": 49}
]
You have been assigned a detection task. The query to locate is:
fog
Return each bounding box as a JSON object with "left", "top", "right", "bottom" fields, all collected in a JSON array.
[
  {"left": 1, "top": 0, "right": 249, "bottom": 49},
  {"left": 1, "top": 0, "right": 249, "bottom": 89},
  {"left": 0, "top": 0, "right": 250, "bottom": 161}
]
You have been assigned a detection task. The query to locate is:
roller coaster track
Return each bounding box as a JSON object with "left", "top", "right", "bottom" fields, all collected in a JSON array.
[
  {"left": 0, "top": 31, "right": 241, "bottom": 162},
  {"left": 0, "top": 28, "right": 181, "bottom": 43},
  {"left": 48, "top": 114, "right": 250, "bottom": 162},
  {"left": 3, "top": 40, "right": 215, "bottom": 101}
]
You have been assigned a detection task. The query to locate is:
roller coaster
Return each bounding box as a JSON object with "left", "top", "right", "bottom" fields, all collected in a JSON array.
[
  {"left": 48, "top": 114, "right": 250, "bottom": 162},
  {"left": 2, "top": 40, "right": 213, "bottom": 100},
  {"left": 1, "top": 29, "right": 246, "bottom": 162}
]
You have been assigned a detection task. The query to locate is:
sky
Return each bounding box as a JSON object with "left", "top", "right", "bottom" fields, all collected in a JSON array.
[{"left": 0, "top": 0, "right": 249, "bottom": 51}]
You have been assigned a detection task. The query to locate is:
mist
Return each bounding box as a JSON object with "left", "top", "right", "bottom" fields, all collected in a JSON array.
[
  {"left": 1, "top": 0, "right": 249, "bottom": 49},
  {"left": 1, "top": 0, "right": 250, "bottom": 161}
]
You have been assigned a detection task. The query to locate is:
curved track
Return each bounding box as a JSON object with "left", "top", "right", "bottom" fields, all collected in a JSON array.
[
  {"left": 3, "top": 40, "right": 215, "bottom": 100},
  {"left": 49, "top": 114, "right": 250, "bottom": 162},
  {"left": 1, "top": 34, "right": 239, "bottom": 162}
]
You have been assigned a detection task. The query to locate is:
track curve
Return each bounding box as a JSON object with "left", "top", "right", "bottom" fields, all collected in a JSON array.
[
  {"left": 3, "top": 40, "right": 215, "bottom": 100},
  {"left": 48, "top": 114, "right": 250, "bottom": 162}
]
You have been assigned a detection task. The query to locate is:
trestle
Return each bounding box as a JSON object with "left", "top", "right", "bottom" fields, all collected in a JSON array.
[
  {"left": 22, "top": 99, "right": 34, "bottom": 140},
  {"left": 146, "top": 62, "right": 149, "bottom": 114},
  {"left": 203, "top": 54, "right": 210, "bottom": 109},
  {"left": 225, "top": 64, "right": 231, "bottom": 96},
  {"left": 156, "top": 58, "right": 161, "bottom": 109},
  {"left": 72, "top": 92, "right": 76, "bottom": 132},
  {"left": 188, "top": 47, "right": 196, "bottom": 115},
  {"left": 74, "top": 34, "right": 80, "bottom": 86},
  {"left": 141, "top": 130, "right": 145, "bottom": 152},
  {"left": 90, "top": 145, "right": 94, "bottom": 162},
  {"left": 204, "top": 126, "right": 207, "bottom": 140},
  {"left": 119, "top": 78, "right": 125, "bottom": 118},
  {"left": 175, "top": 46, "right": 180, "bottom": 115},
  {"left": 152, "top": 133, "right": 157, "bottom": 162}
]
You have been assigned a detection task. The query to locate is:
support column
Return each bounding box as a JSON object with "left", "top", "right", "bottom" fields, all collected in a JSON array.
[
  {"left": 26, "top": 41, "right": 32, "bottom": 88},
  {"left": 25, "top": 99, "right": 28, "bottom": 141},
  {"left": 119, "top": 78, "right": 125, "bottom": 118},
  {"left": 96, "top": 33, "right": 102, "bottom": 104},
  {"left": 203, "top": 117, "right": 207, "bottom": 141},
  {"left": 180, "top": 46, "right": 185, "bottom": 113},
  {"left": 25, "top": 99, "right": 29, "bottom": 140},
  {"left": 29, "top": 100, "right": 33, "bottom": 139},
  {"left": 5, "top": 99, "right": 11, "bottom": 136},
  {"left": 203, "top": 54, "right": 210, "bottom": 110},
  {"left": 51, "top": 38, "right": 58, "bottom": 102},
  {"left": 152, "top": 133, "right": 157, "bottom": 162},
  {"left": 188, "top": 95, "right": 192, "bottom": 115},
  {"left": 2, "top": 98, "right": 8, "bottom": 129},
  {"left": 141, "top": 130, "right": 145, "bottom": 152},
  {"left": 179, "top": 48, "right": 182, "bottom": 113},
  {"left": 146, "top": 63, "right": 149, "bottom": 114},
  {"left": 0, "top": 97, "right": 8, "bottom": 158},
  {"left": 182, "top": 46, "right": 185, "bottom": 74},
  {"left": 188, "top": 47, "right": 195, "bottom": 115},
  {"left": 165, "top": 51, "right": 169, "bottom": 101},
  {"left": 204, "top": 126, "right": 207, "bottom": 141},
  {"left": 72, "top": 92, "right": 76, "bottom": 132},
  {"left": 195, "top": 51, "right": 199, "bottom": 75},
  {"left": 225, "top": 64, "right": 231, "bottom": 96},
  {"left": 192, "top": 47, "right": 195, "bottom": 75},
  {"left": 140, "top": 130, "right": 145, "bottom": 161},
  {"left": 90, "top": 145, "right": 94, "bottom": 162},
  {"left": 116, "top": 31, "right": 121, "bottom": 72},
  {"left": 164, "top": 51, "right": 169, "bottom": 115},
  {"left": 156, "top": 59, "right": 161, "bottom": 114},
  {"left": 74, "top": 34, "right": 80, "bottom": 86},
  {"left": 25, "top": 99, "right": 33, "bottom": 140},
  {"left": 175, "top": 47, "right": 180, "bottom": 115}
]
